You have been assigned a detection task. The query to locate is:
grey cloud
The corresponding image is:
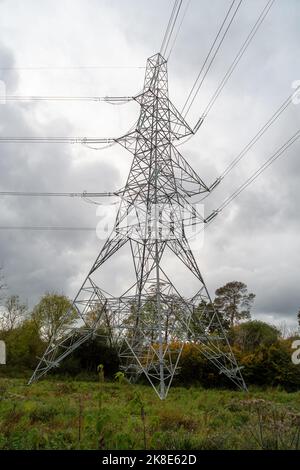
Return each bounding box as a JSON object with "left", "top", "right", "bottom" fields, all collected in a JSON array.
[{"left": 0, "top": 1, "right": 299, "bottom": 329}]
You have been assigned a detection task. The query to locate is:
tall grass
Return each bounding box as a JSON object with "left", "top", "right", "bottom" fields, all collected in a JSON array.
[{"left": 0, "top": 377, "right": 299, "bottom": 449}]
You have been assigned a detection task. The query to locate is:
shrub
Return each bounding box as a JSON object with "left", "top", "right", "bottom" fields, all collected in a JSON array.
[
  {"left": 0, "top": 320, "right": 44, "bottom": 369},
  {"left": 230, "top": 320, "right": 280, "bottom": 352},
  {"left": 57, "top": 333, "right": 119, "bottom": 378}
]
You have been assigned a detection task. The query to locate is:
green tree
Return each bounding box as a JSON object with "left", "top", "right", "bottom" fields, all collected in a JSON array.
[
  {"left": 32, "top": 292, "right": 77, "bottom": 344},
  {"left": 231, "top": 320, "right": 280, "bottom": 352},
  {"left": 214, "top": 281, "right": 255, "bottom": 329},
  {"left": 189, "top": 300, "right": 218, "bottom": 336},
  {"left": 0, "top": 295, "right": 27, "bottom": 331},
  {"left": 0, "top": 319, "right": 44, "bottom": 368},
  {"left": 190, "top": 299, "right": 241, "bottom": 336},
  {"left": 85, "top": 301, "right": 114, "bottom": 347},
  {"left": 125, "top": 293, "right": 184, "bottom": 343},
  {"left": 59, "top": 331, "right": 119, "bottom": 377},
  {"left": 124, "top": 297, "right": 157, "bottom": 342},
  {"left": 297, "top": 309, "right": 300, "bottom": 328}
]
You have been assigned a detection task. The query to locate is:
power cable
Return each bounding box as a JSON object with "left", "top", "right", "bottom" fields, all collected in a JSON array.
[
  {"left": 219, "top": 88, "right": 297, "bottom": 180},
  {"left": 0, "top": 226, "right": 96, "bottom": 231},
  {"left": 181, "top": 0, "right": 242, "bottom": 120},
  {"left": 2, "top": 95, "right": 133, "bottom": 103},
  {"left": 162, "top": 0, "right": 183, "bottom": 57},
  {"left": 0, "top": 65, "right": 144, "bottom": 71},
  {"left": 193, "top": 0, "right": 275, "bottom": 132},
  {"left": 160, "top": 0, "right": 184, "bottom": 57},
  {"left": 0, "top": 137, "right": 114, "bottom": 144},
  {"left": 204, "top": 128, "right": 300, "bottom": 223},
  {"left": 0, "top": 191, "right": 119, "bottom": 198},
  {"left": 167, "top": 0, "right": 192, "bottom": 60},
  {"left": 3, "top": 130, "right": 298, "bottom": 231},
  {"left": 160, "top": 0, "right": 180, "bottom": 55}
]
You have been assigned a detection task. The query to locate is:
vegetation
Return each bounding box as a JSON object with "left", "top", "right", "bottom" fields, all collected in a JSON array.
[
  {"left": 0, "top": 295, "right": 27, "bottom": 332},
  {"left": 32, "top": 292, "right": 77, "bottom": 344},
  {"left": 214, "top": 281, "right": 255, "bottom": 329},
  {"left": 0, "top": 378, "right": 300, "bottom": 450},
  {"left": 0, "top": 278, "right": 299, "bottom": 450},
  {"left": 0, "top": 282, "right": 299, "bottom": 390}
]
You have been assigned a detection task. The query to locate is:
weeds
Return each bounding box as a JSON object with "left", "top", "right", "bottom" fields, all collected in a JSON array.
[
  {"left": 97, "top": 363, "right": 104, "bottom": 411},
  {"left": 77, "top": 395, "right": 84, "bottom": 447},
  {"left": 114, "top": 371, "right": 126, "bottom": 384},
  {"left": 159, "top": 408, "right": 198, "bottom": 432},
  {"left": 0, "top": 378, "right": 300, "bottom": 450},
  {"left": 236, "top": 398, "right": 300, "bottom": 449},
  {"left": 129, "top": 391, "right": 147, "bottom": 449},
  {"left": 29, "top": 404, "right": 58, "bottom": 424}
]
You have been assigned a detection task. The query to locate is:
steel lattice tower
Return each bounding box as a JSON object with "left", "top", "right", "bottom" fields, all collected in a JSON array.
[{"left": 29, "top": 53, "right": 246, "bottom": 398}]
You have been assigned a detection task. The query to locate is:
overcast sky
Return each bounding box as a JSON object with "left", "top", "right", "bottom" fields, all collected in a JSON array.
[{"left": 0, "top": 0, "right": 299, "bottom": 330}]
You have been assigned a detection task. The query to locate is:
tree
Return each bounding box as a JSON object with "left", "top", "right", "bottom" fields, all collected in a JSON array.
[
  {"left": 214, "top": 281, "right": 255, "bottom": 329},
  {"left": 85, "top": 301, "right": 114, "bottom": 347},
  {"left": 0, "top": 295, "right": 27, "bottom": 331},
  {"left": 230, "top": 320, "right": 280, "bottom": 352},
  {"left": 190, "top": 298, "right": 230, "bottom": 338},
  {"left": 32, "top": 292, "right": 77, "bottom": 344},
  {"left": 297, "top": 309, "right": 300, "bottom": 328},
  {"left": 189, "top": 300, "right": 216, "bottom": 337},
  {"left": 60, "top": 331, "right": 119, "bottom": 377},
  {"left": 124, "top": 292, "right": 185, "bottom": 344},
  {"left": 124, "top": 296, "right": 159, "bottom": 343},
  {"left": 1, "top": 319, "right": 44, "bottom": 368}
]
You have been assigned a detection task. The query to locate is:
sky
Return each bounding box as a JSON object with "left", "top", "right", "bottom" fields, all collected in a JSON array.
[{"left": 0, "top": 0, "right": 299, "bottom": 330}]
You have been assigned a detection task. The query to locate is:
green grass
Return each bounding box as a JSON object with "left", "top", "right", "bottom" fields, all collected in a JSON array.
[{"left": 0, "top": 377, "right": 300, "bottom": 450}]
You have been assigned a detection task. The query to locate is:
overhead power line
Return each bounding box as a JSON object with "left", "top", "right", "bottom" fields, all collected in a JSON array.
[
  {"left": 2, "top": 95, "right": 133, "bottom": 103},
  {"left": 3, "top": 129, "right": 298, "bottom": 231},
  {"left": 179, "top": 83, "right": 298, "bottom": 208},
  {"left": 180, "top": 0, "right": 242, "bottom": 120},
  {"left": 219, "top": 88, "right": 298, "bottom": 180},
  {"left": 0, "top": 191, "right": 119, "bottom": 198},
  {"left": 0, "top": 137, "right": 114, "bottom": 144},
  {"left": 160, "top": 0, "right": 184, "bottom": 57},
  {"left": 167, "top": 0, "right": 192, "bottom": 60},
  {"left": 193, "top": 0, "right": 275, "bottom": 132},
  {"left": 0, "top": 65, "right": 145, "bottom": 71},
  {"left": 204, "top": 128, "right": 300, "bottom": 223},
  {"left": 0, "top": 226, "right": 96, "bottom": 231},
  {"left": 160, "top": 0, "right": 180, "bottom": 55}
]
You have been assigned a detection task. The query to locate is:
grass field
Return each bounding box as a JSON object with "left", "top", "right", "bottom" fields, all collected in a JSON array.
[{"left": 0, "top": 377, "right": 300, "bottom": 450}]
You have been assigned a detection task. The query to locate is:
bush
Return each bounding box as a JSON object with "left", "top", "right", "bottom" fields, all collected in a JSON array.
[
  {"left": 175, "top": 327, "right": 300, "bottom": 390},
  {"left": 0, "top": 320, "right": 44, "bottom": 369},
  {"left": 56, "top": 332, "right": 119, "bottom": 379},
  {"left": 176, "top": 343, "right": 235, "bottom": 389},
  {"left": 237, "top": 339, "right": 300, "bottom": 390},
  {"left": 230, "top": 320, "right": 280, "bottom": 352}
]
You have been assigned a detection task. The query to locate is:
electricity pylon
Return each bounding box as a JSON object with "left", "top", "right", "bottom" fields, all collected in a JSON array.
[{"left": 29, "top": 53, "right": 246, "bottom": 398}]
